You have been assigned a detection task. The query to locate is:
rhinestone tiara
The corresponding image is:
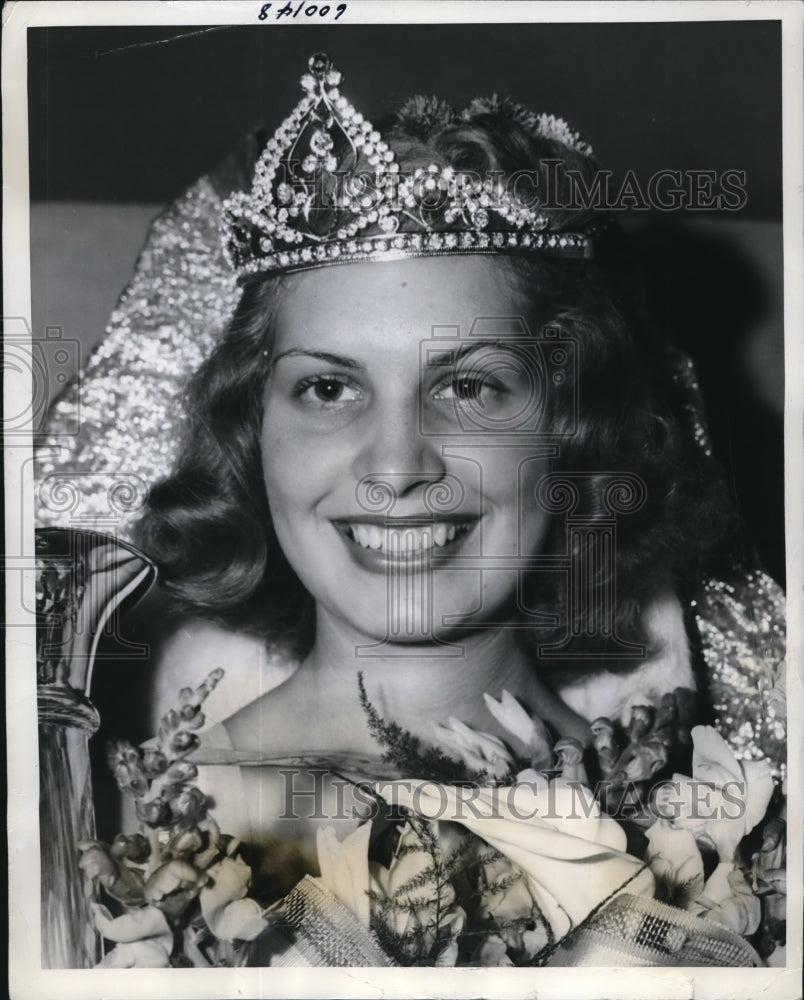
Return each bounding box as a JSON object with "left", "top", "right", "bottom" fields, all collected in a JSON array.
[{"left": 222, "top": 54, "right": 596, "bottom": 282}]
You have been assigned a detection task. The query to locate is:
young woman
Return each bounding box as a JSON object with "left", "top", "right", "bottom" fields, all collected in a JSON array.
[{"left": 39, "top": 54, "right": 786, "bottom": 968}]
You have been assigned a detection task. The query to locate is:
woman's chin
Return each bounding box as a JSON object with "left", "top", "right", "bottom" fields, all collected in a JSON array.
[
  {"left": 321, "top": 594, "right": 480, "bottom": 651},
  {"left": 342, "top": 613, "right": 461, "bottom": 649}
]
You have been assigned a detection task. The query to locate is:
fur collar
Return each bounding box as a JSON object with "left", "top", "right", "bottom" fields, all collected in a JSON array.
[{"left": 554, "top": 588, "right": 694, "bottom": 724}]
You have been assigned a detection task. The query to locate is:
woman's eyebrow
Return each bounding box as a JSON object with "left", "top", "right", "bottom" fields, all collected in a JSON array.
[
  {"left": 424, "top": 340, "right": 517, "bottom": 367},
  {"left": 271, "top": 348, "right": 366, "bottom": 371}
]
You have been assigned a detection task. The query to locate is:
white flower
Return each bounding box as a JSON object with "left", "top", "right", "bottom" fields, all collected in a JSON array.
[
  {"left": 199, "top": 855, "right": 266, "bottom": 942},
  {"left": 483, "top": 690, "right": 553, "bottom": 768},
  {"left": 474, "top": 932, "right": 515, "bottom": 967},
  {"left": 644, "top": 820, "right": 705, "bottom": 903},
  {"left": 689, "top": 862, "right": 761, "bottom": 936},
  {"left": 653, "top": 725, "right": 774, "bottom": 860},
  {"left": 376, "top": 778, "right": 653, "bottom": 939},
  {"left": 432, "top": 717, "right": 515, "bottom": 781},
  {"left": 434, "top": 937, "right": 461, "bottom": 967},
  {"left": 95, "top": 938, "right": 172, "bottom": 968},
  {"left": 91, "top": 902, "right": 173, "bottom": 968},
  {"left": 316, "top": 822, "right": 372, "bottom": 929},
  {"left": 475, "top": 847, "right": 550, "bottom": 960},
  {"left": 368, "top": 820, "right": 465, "bottom": 964}
]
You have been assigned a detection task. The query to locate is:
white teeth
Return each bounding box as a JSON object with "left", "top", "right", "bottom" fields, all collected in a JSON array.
[
  {"left": 389, "top": 529, "right": 428, "bottom": 553},
  {"left": 345, "top": 521, "right": 470, "bottom": 553}
]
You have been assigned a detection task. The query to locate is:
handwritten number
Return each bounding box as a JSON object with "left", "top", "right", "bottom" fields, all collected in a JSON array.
[{"left": 259, "top": 1, "right": 346, "bottom": 18}]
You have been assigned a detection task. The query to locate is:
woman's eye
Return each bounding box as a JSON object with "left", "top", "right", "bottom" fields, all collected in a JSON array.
[
  {"left": 293, "top": 375, "right": 363, "bottom": 408},
  {"left": 433, "top": 372, "right": 502, "bottom": 403}
]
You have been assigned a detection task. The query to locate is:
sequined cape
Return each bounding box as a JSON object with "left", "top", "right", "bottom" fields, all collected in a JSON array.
[{"left": 36, "top": 175, "right": 241, "bottom": 528}]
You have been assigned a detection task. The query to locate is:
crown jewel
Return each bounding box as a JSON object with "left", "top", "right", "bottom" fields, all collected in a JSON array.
[{"left": 222, "top": 54, "right": 595, "bottom": 281}]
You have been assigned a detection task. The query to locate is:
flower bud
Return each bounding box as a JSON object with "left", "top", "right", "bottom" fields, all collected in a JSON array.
[
  {"left": 136, "top": 797, "right": 171, "bottom": 828},
  {"left": 77, "top": 841, "right": 118, "bottom": 885},
  {"left": 141, "top": 748, "right": 168, "bottom": 777},
  {"left": 179, "top": 704, "right": 206, "bottom": 729},
  {"left": 167, "top": 827, "right": 204, "bottom": 857},
  {"left": 107, "top": 739, "right": 140, "bottom": 768},
  {"left": 170, "top": 786, "right": 208, "bottom": 824},
  {"left": 195, "top": 668, "right": 224, "bottom": 703},
  {"left": 169, "top": 730, "right": 200, "bottom": 755},
  {"left": 166, "top": 760, "right": 198, "bottom": 783},
  {"left": 185, "top": 711, "right": 206, "bottom": 731},
  {"left": 162, "top": 709, "right": 180, "bottom": 731},
  {"left": 110, "top": 832, "right": 151, "bottom": 864},
  {"left": 113, "top": 761, "right": 149, "bottom": 797}
]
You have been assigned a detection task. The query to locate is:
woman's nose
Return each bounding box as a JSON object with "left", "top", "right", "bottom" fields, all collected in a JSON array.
[{"left": 351, "top": 399, "right": 447, "bottom": 498}]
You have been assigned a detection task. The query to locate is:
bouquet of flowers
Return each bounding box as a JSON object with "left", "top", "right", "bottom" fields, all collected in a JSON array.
[
  {"left": 335, "top": 678, "right": 787, "bottom": 967},
  {"left": 78, "top": 665, "right": 786, "bottom": 967},
  {"left": 78, "top": 669, "right": 270, "bottom": 967}
]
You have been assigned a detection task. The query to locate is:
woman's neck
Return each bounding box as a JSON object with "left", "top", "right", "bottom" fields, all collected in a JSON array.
[{"left": 301, "top": 606, "right": 589, "bottom": 743}]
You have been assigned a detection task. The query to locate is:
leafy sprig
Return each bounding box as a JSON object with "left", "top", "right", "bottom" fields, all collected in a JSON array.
[
  {"left": 368, "top": 818, "right": 471, "bottom": 966},
  {"left": 357, "top": 672, "right": 486, "bottom": 783}
]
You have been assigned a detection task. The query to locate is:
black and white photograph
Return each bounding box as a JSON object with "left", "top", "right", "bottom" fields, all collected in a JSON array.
[{"left": 4, "top": 2, "right": 802, "bottom": 996}]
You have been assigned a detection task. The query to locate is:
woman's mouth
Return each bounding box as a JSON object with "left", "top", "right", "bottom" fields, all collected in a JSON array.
[
  {"left": 332, "top": 517, "right": 479, "bottom": 570},
  {"left": 346, "top": 521, "right": 471, "bottom": 552}
]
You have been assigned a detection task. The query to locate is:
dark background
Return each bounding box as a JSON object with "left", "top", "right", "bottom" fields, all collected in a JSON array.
[
  {"left": 28, "top": 21, "right": 781, "bottom": 215},
  {"left": 27, "top": 21, "right": 785, "bottom": 585}
]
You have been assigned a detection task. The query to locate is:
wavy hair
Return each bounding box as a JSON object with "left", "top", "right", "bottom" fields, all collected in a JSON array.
[{"left": 136, "top": 104, "right": 732, "bottom": 662}]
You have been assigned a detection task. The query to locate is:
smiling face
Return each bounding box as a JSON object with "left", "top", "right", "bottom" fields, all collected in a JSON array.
[{"left": 261, "top": 255, "right": 554, "bottom": 644}]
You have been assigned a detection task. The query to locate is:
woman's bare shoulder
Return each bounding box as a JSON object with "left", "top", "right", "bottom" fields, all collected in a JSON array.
[{"left": 151, "top": 617, "right": 298, "bottom": 728}]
